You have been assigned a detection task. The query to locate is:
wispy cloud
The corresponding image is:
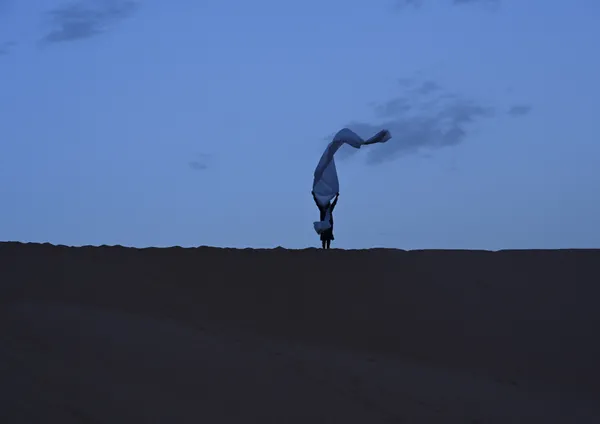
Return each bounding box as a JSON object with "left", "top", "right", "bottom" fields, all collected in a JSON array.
[
  {"left": 329, "top": 78, "right": 497, "bottom": 165},
  {"left": 393, "top": 0, "right": 423, "bottom": 8},
  {"left": 0, "top": 40, "right": 15, "bottom": 55},
  {"left": 189, "top": 154, "right": 212, "bottom": 172},
  {"left": 508, "top": 104, "right": 533, "bottom": 117},
  {"left": 394, "top": 0, "right": 499, "bottom": 8},
  {"left": 452, "top": 0, "right": 499, "bottom": 4},
  {"left": 41, "top": 0, "right": 138, "bottom": 44},
  {"left": 189, "top": 161, "right": 208, "bottom": 171}
]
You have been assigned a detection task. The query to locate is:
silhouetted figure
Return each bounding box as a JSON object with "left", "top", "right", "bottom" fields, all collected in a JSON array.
[{"left": 312, "top": 191, "right": 339, "bottom": 249}]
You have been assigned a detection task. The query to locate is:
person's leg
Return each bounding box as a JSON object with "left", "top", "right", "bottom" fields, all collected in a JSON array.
[
  {"left": 322, "top": 239, "right": 326, "bottom": 249},
  {"left": 326, "top": 239, "right": 331, "bottom": 249}
]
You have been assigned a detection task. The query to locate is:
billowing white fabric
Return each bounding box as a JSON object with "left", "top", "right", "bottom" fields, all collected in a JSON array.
[{"left": 312, "top": 128, "right": 391, "bottom": 234}]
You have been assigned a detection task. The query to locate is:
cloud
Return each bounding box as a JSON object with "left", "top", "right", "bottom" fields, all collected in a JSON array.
[
  {"left": 416, "top": 80, "right": 441, "bottom": 94},
  {"left": 0, "top": 41, "right": 15, "bottom": 55},
  {"left": 330, "top": 79, "right": 496, "bottom": 165},
  {"left": 393, "top": 0, "right": 423, "bottom": 8},
  {"left": 394, "top": 0, "right": 499, "bottom": 8},
  {"left": 41, "top": 0, "right": 138, "bottom": 44},
  {"left": 508, "top": 104, "right": 532, "bottom": 117},
  {"left": 189, "top": 154, "right": 212, "bottom": 172},
  {"left": 189, "top": 161, "right": 208, "bottom": 171},
  {"left": 452, "top": 0, "right": 499, "bottom": 4}
]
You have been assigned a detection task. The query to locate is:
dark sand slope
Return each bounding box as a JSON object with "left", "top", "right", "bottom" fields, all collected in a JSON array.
[{"left": 1, "top": 242, "right": 599, "bottom": 423}]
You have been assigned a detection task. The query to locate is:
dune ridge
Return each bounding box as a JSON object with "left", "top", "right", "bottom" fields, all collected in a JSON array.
[{"left": 1, "top": 242, "right": 599, "bottom": 423}]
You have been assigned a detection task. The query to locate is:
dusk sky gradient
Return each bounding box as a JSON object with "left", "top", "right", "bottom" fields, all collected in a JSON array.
[{"left": 1, "top": 0, "right": 599, "bottom": 249}]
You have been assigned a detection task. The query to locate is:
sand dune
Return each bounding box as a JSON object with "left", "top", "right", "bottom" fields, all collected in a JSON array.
[{"left": 1, "top": 242, "right": 599, "bottom": 423}]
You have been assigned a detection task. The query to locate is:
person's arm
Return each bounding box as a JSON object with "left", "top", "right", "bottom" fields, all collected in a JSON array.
[{"left": 330, "top": 193, "right": 339, "bottom": 211}]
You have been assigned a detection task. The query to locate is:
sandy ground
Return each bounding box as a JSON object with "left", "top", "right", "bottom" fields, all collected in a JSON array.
[{"left": 1, "top": 242, "right": 599, "bottom": 423}]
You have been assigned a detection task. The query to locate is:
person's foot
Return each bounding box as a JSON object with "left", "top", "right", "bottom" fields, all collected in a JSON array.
[
  {"left": 375, "top": 129, "right": 391, "bottom": 143},
  {"left": 364, "top": 129, "right": 391, "bottom": 145}
]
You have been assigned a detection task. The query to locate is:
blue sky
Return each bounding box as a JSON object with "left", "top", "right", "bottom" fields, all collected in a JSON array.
[{"left": 1, "top": 0, "right": 599, "bottom": 249}]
